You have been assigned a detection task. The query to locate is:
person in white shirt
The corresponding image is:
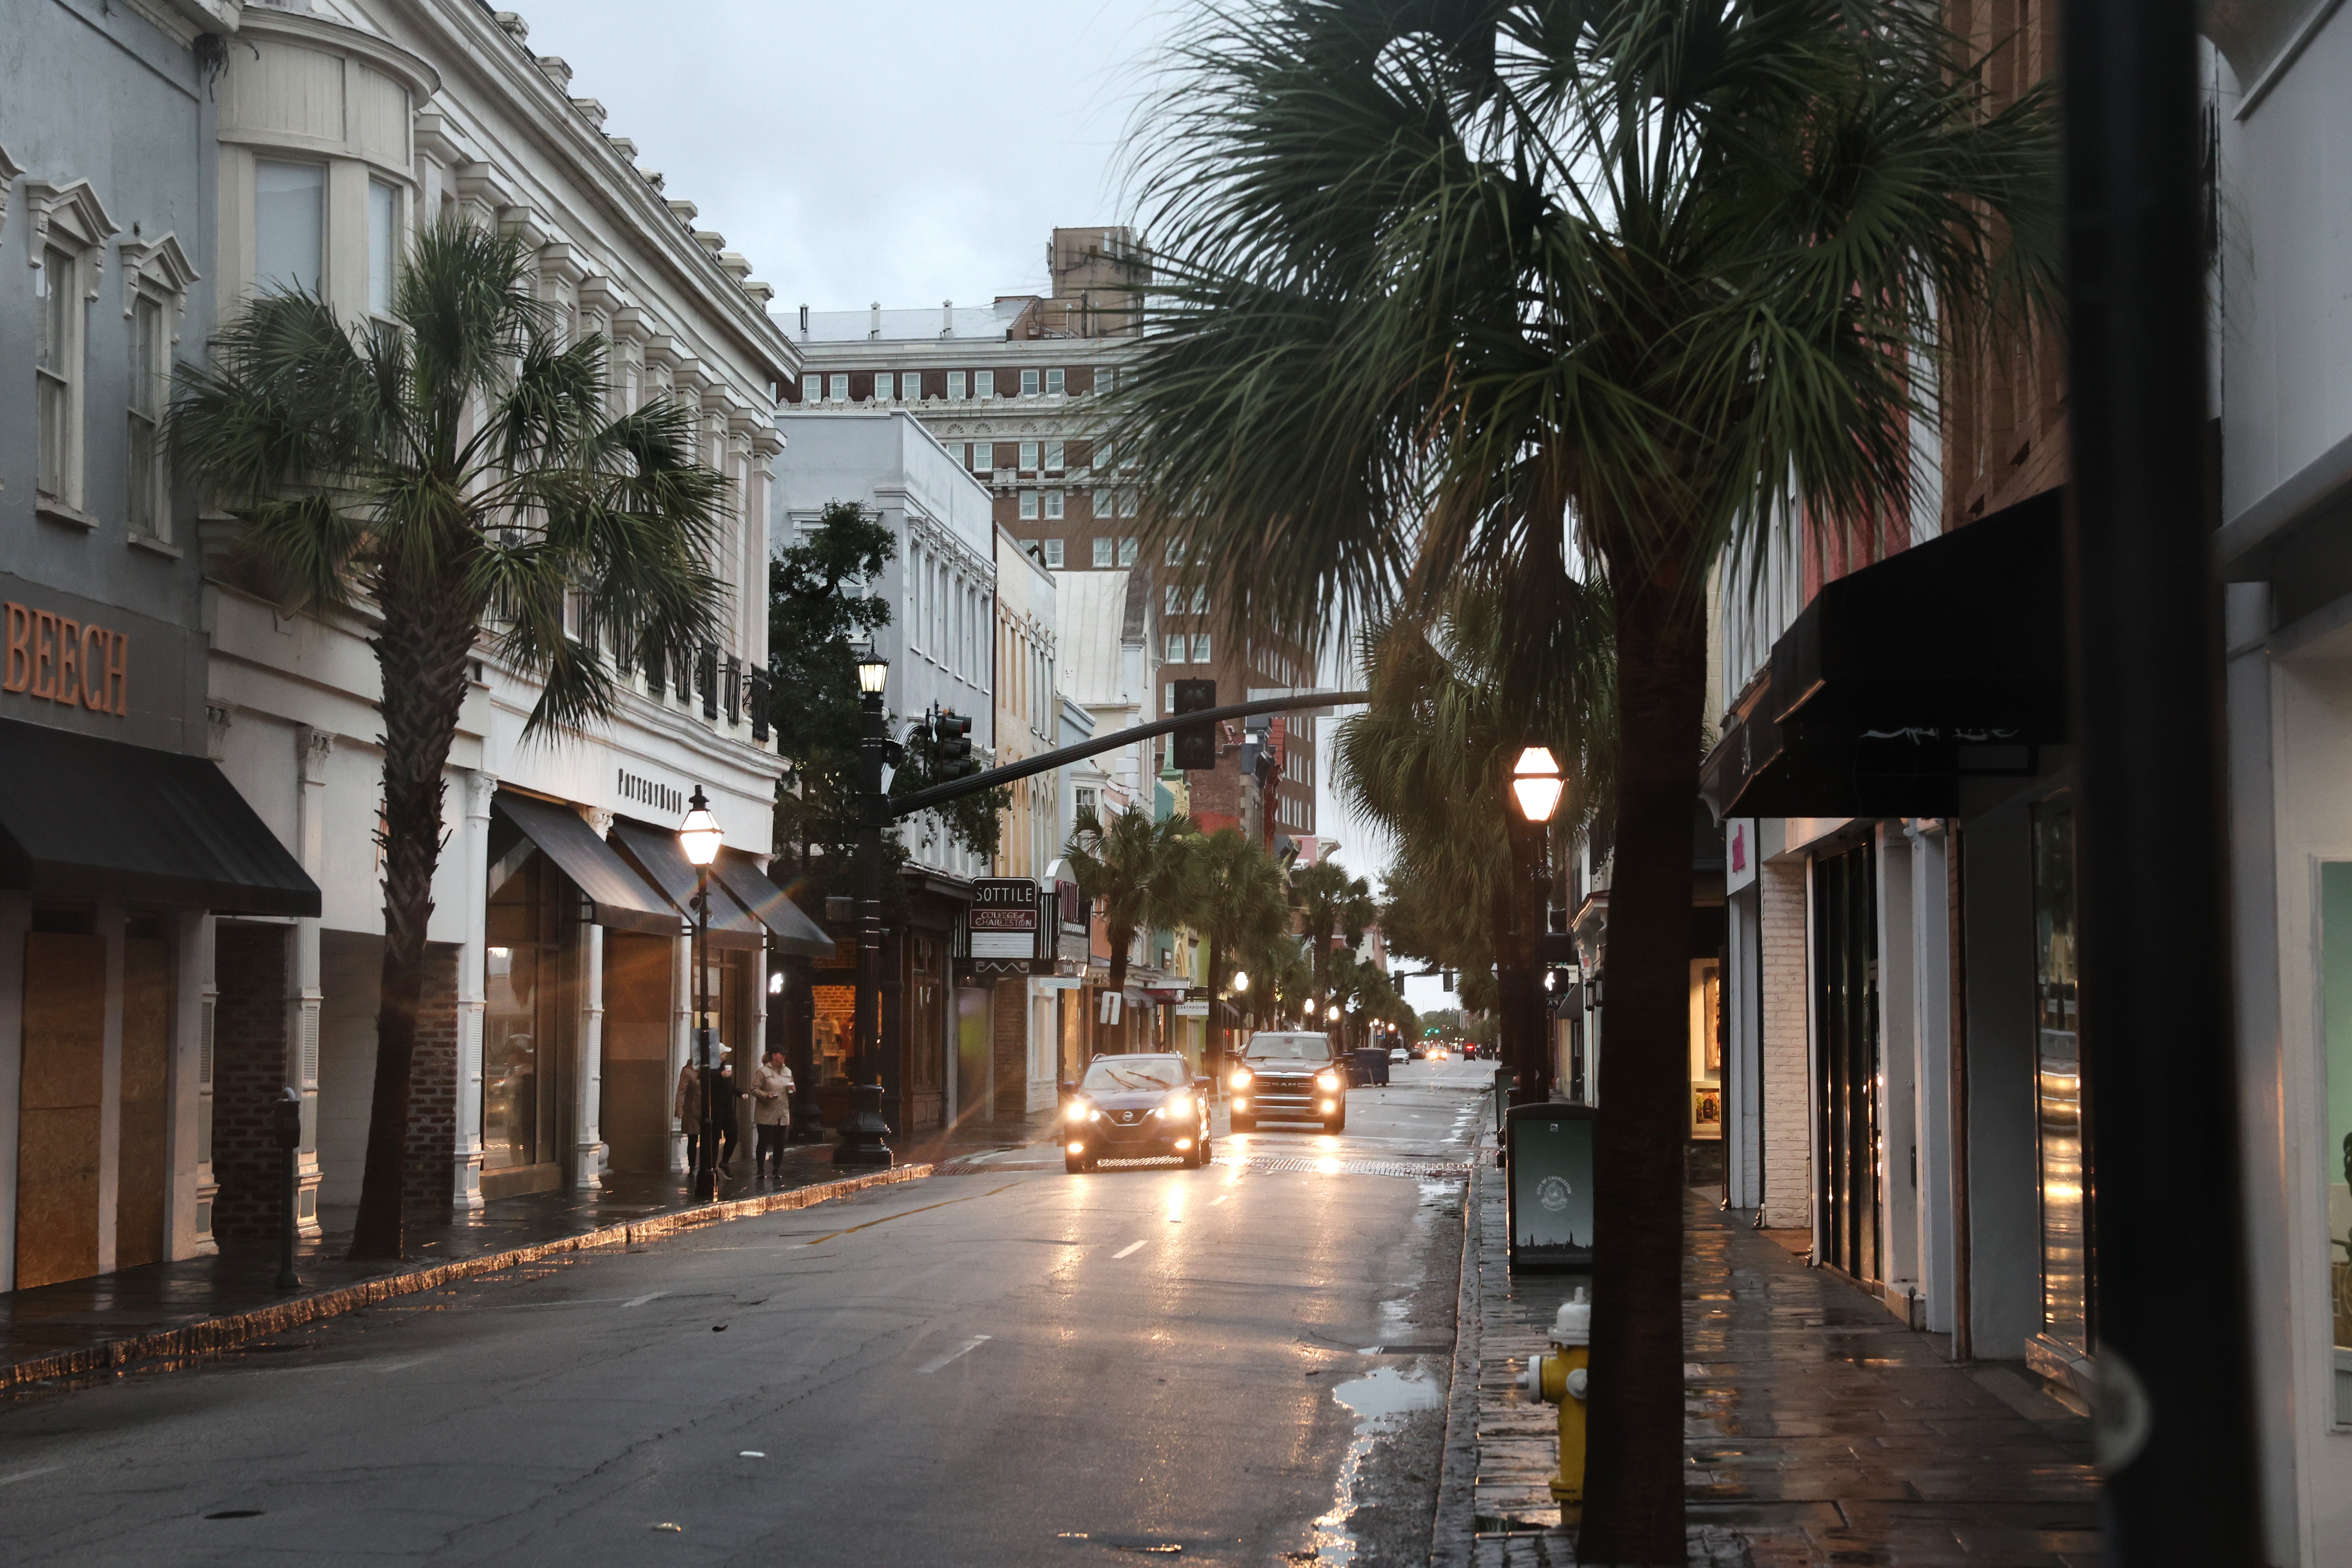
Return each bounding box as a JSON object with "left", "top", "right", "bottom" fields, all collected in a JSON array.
[{"left": 751, "top": 1049, "right": 796, "bottom": 1180}]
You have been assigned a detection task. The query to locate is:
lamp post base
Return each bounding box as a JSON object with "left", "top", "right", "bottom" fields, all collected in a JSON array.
[{"left": 832, "top": 1083, "right": 893, "bottom": 1167}]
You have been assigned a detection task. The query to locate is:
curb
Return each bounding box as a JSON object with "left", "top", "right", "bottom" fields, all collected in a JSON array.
[
  {"left": 1430, "top": 1143, "right": 1491, "bottom": 1568},
  {"left": 1, "top": 1163, "right": 931, "bottom": 1395}
]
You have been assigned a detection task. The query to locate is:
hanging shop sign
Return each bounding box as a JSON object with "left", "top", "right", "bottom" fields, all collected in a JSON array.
[{"left": 968, "top": 877, "right": 1042, "bottom": 958}]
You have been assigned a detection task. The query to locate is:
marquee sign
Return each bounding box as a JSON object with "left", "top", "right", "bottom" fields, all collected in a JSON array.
[{"left": 967, "top": 877, "right": 1042, "bottom": 959}]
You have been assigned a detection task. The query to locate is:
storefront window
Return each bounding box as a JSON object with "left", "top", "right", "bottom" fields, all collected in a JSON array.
[
  {"left": 484, "top": 849, "right": 561, "bottom": 1172},
  {"left": 811, "top": 983, "right": 853, "bottom": 1084},
  {"left": 2032, "top": 797, "right": 2089, "bottom": 1355},
  {"left": 2317, "top": 862, "right": 2352, "bottom": 1421}
]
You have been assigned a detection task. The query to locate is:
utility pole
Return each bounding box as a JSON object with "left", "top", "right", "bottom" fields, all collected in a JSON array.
[{"left": 2061, "top": 2, "right": 2261, "bottom": 1559}]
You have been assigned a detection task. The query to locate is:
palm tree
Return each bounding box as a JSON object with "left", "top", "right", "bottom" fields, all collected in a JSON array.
[
  {"left": 170, "top": 220, "right": 733, "bottom": 1261},
  {"left": 1179, "top": 827, "right": 1291, "bottom": 1072},
  {"left": 1116, "top": 4, "right": 2055, "bottom": 1553},
  {"left": 1289, "top": 858, "right": 1376, "bottom": 1020},
  {"left": 1064, "top": 805, "right": 1199, "bottom": 1051}
]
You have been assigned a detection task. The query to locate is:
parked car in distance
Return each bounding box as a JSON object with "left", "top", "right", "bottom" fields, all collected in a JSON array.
[
  {"left": 1389, "top": 1045, "right": 1408, "bottom": 1063},
  {"left": 1062, "top": 1054, "right": 1212, "bottom": 1173},
  {"left": 1228, "top": 1031, "right": 1347, "bottom": 1132}
]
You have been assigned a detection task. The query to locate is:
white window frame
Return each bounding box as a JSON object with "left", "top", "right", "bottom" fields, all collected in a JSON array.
[
  {"left": 25, "top": 179, "right": 121, "bottom": 523},
  {"left": 948, "top": 370, "right": 967, "bottom": 400},
  {"left": 1093, "top": 488, "right": 1112, "bottom": 518},
  {"left": 975, "top": 369, "right": 996, "bottom": 399},
  {"left": 1020, "top": 367, "right": 1040, "bottom": 396},
  {"left": 1045, "top": 440, "right": 1065, "bottom": 472},
  {"left": 1165, "top": 585, "right": 1185, "bottom": 615},
  {"left": 119, "top": 231, "right": 201, "bottom": 541},
  {"left": 1118, "top": 537, "right": 1139, "bottom": 566},
  {"left": 1020, "top": 491, "right": 1040, "bottom": 521},
  {"left": 1092, "top": 537, "right": 1114, "bottom": 568},
  {"left": 1020, "top": 441, "right": 1040, "bottom": 473},
  {"left": 828, "top": 372, "right": 849, "bottom": 401},
  {"left": 1044, "top": 490, "right": 1064, "bottom": 520},
  {"left": 1046, "top": 367, "right": 1065, "bottom": 396},
  {"left": 1193, "top": 633, "right": 1213, "bottom": 662},
  {"left": 1043, "top": 539, "right": 1065, "bottom": 569},
  {"left": 1165, "top": 635, "right": 1187, "bottom": 663},
  {"left": 252, "top": 158, "right": 326, "bottom": 296},
  {"left": 367, "top": 178, "right": 399, "bottom": 319}
]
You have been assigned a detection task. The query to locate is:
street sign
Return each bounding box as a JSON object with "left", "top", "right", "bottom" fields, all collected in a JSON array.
[{"left": 968, "top": 877, "right": 1041, "bottom": 959}]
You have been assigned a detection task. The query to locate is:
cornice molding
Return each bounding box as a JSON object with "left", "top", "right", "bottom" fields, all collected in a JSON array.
[
  {"left": 122, "top": 231, "right": 202, "bottom": 341},
  {"left": 0, "top": 144, "right": 23, "bottom": 249},
  {"left": 22, "top": 180, "right": 120, "bottom": 292}
]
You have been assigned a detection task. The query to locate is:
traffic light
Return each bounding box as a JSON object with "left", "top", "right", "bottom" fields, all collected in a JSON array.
[
  {"left": 1172, "top": 679, "right": 1216, "bottom": 770},
  {"left": 935, "top": 711, "right": 975, "bottom": 780}
]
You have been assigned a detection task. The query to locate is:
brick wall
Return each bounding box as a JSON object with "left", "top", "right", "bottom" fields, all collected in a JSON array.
[
  {"left": 992, "top": 978, "right": 1027, "bottom": 1122},
  {"left": 211, "top": 922, "right": 289, "bottom": 1241},
  {"left": 404, "top": 944, "right": 460, "bottom": 1218},
  {"left": 1758, "top": 857, "right": 1813, "bottom": 1230}
]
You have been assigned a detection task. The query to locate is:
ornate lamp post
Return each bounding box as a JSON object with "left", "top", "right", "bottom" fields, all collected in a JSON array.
[
  {"left": 679, "top": 787, "right": 725, "bottom": 1200},
  {"left": 1504, "top": 746, "right": 1564, "bottom": 1104},
  {"left": 836, "top": 646, "right": 893, "bottom": 1167}
]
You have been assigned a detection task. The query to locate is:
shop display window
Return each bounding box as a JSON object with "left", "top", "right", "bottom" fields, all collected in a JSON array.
[{"left": 484, "top": 850, "right": 562, "bottom": 1172}]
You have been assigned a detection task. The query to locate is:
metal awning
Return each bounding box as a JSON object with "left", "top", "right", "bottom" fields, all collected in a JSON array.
[
  {"left": 494, "top": 795, "right": 678, "bottom": 936},
  {"left": 0, "top": 718, "right": 320, "bottom": 915},
  {"left": 1700, "top": 488, "right": 2068, "bottom": 820},
  {"left": 713, "top": 849, "right": 836, "bottom": 958},
  {"left": 606, "top": 819, "right": 764, "bottom": 951}
]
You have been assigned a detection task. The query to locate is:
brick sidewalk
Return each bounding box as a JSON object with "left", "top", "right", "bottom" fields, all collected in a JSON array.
[{"left": 1445, "top": 1162, "right": 2099, "bottom": 1566}]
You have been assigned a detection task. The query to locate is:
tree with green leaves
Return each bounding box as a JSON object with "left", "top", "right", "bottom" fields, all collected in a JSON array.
[
  {"left": 1338, "top": 579, "right": 1610, "bottom": 1099},
  {"left": 1288, "top": 858, "right": 1376, "bottom": 1021},
  {"left": 1178, "top": 826, "right": 1292, "bottom": 1068},
  {"left": 768, "top": 501, "right": 1003, "bottom": 914},
  {"left": 1114, "top": 4, "right": 2054, "bottom": 1551},
  {"left": 168, "top": 220, "right": 733, "bottom": 1262},
  {"left": 1064, "top": 805, "right": 1198, "bottom": 1050}
]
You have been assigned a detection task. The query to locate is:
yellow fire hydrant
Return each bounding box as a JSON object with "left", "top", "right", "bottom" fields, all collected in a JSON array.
[{"left": 1520, "top": 1287, "right": 1592, "bottom": 1517}]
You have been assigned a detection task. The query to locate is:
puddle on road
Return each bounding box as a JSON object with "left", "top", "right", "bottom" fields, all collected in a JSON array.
[{"left": 1304, "top": 1364, "right": 1445, "bottom": 1563}]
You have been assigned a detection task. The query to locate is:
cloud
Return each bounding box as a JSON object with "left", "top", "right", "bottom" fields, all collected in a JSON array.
[{"left": 524, "top": 0, "right": 1180, "bottom": 312}]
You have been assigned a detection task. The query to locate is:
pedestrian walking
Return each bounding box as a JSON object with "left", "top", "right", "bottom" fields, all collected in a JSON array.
[
  {"left": 674, "top": 1056, "right": 704, "bottom": 1174},
  {"left": 711, "top": 1048, "right": 741, "bottom": 1175},
  {"left": 752, "top": 1050, "right": 795, "bottom": 1180}
]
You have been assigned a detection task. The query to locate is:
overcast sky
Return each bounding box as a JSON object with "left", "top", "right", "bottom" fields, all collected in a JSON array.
[
  {"left": 527, "top": 1, "right": 1181, "bottom": 312},
  {"left": 528, "top": 1, "right": 1445, "bottom": 1009}
]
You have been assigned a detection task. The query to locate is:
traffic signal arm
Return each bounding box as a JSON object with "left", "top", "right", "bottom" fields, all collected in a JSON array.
[{"left": 884, "top": 690, "right": 1369, "bottom": 820}]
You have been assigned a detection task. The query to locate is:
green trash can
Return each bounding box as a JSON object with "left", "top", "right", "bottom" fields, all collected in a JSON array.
[{"left": 1506, "top": 1102, "right": 1595, "bottom": 1273}]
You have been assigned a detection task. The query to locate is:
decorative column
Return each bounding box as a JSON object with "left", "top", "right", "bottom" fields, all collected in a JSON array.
[
  {"left": 575, "top": 807, "right": 610, "bottom": 1189},
  {"left": 291, "top": 726, "right": 332, "bottom": 1238},
  {"left": 454, "top": 769, "right": 495, "bottom": 1211}
]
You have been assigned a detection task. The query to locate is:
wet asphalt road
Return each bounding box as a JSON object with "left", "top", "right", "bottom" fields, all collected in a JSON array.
[{"left": 0, "top": 1058, "right": 1495, "bottom": 1568}]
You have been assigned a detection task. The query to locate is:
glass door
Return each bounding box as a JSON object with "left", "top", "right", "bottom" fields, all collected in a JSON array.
[
  {"left": 1813, "top": 842, "right": 1880, "bottom": 1281},
  {"left": 2032, "top": 797, "right": 2089, "bottom": 1354}
]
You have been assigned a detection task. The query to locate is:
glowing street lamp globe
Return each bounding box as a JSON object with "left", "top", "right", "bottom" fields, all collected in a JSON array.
[
  {"left": 1509, "top": 746, "right": 1565, "bottom": 824},
  {"left": 679, "top": 787, "right": 724, "bottom": 867}
]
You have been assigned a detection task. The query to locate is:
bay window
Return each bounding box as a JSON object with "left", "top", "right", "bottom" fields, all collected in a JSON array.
[{"left": 254, "top": 160, "right": 325, "bottom": 294}]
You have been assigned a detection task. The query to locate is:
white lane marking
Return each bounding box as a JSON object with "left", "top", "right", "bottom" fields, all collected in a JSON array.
[
  {"left": 1211, "top": 1193, "right": 1230, "bottom": 1205},
  {"left": 370, "top": 1355, "right": 437, "bottom": 1374},
  {"left": 622, "top": 1291, "right": 667, "bottom": 1308},
  {"left": 916, "top": 1335, "right": 992, "bottom": 1373},
  {"left": 1112, "top": 1239, "right": 1148, "bottom": 1259},
  {"left": 0, "top": 1466, "right": 62, "bottom": 1487}
]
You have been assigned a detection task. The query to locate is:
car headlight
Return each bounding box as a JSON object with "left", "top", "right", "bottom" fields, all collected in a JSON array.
[
  {"left": 1065, "top": 1100, "right": 1091, "bottom": 1123},
  {"left": 1165, "top": 1094, "right": 1193, "bottom": 1119},
  {"left": 1230, "top": 1067, "right": 1253, "bottom": 1089},
  {"left": 1316, "top": 1070, "right": 1341, "bottom": 1091}
]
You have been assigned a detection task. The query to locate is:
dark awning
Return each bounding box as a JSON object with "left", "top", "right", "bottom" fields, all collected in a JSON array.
[
  {"left": 606, "top": 819, "right": 763, "bottom": 951},
  {"left": 713, "top": 849, "right": 836, "bottom": 958},
  {"left": 1700, "top": 489, "right": 2067, "bottom": 820},
  {"left": 0, "top": 718, "right": 319, "bottom": 915},
  {"left": 494, "top": 795, "right": 678, "bottom": 935}
]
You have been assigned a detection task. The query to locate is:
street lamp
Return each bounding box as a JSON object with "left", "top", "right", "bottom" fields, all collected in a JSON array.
[
  {"left": 1500, "top": 744, "right": 1563, "bottom": 1107},
  {"left": 1509, "top": 746, "right": 1565, "bottom": 824},
  {"left": 680, "top": 787, "right": 724, "bottom": 1201},
  {"left": 837, "top": 643, "right": 893, "bottom": 1167},
  {"left": 1230, "top": 970, "right": 1249, "bottom": 994}
]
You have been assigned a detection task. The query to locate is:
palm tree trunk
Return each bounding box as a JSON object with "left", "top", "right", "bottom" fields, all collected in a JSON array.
[
  {"left": 1203, "top": 944, "right": 1224, "bottom": 1082},
  {"left": 348, "top": 590, "right": 475, "bottom": 1261},
  {"left": 1577, "top": 565, "right": 1707, "bottom": 1564},
  {"left": 1105, "top": 935, "right": 1131, "bottom": 1055}
]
